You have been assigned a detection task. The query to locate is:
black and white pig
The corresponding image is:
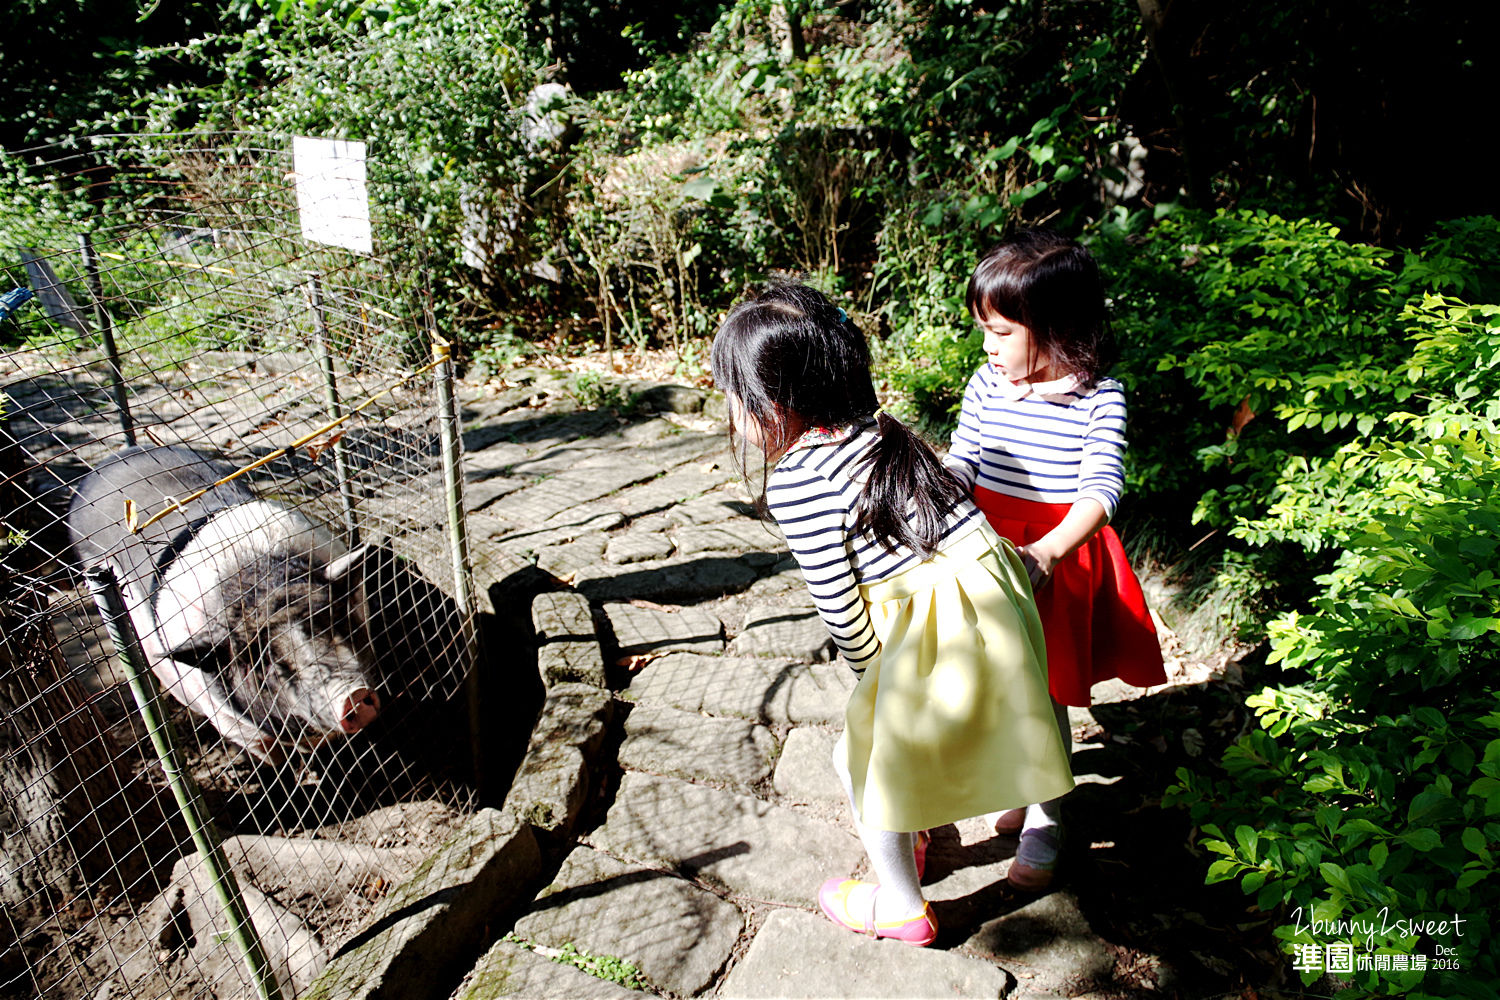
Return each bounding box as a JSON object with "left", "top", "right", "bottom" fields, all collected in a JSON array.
[{"left": 68, "top": 445, "right": 381, "bottom": 763}]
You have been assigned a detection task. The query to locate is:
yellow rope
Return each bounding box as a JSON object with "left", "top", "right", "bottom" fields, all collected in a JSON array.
[{"left": 129, "top": 347, "right": 451, "bottom": 535}]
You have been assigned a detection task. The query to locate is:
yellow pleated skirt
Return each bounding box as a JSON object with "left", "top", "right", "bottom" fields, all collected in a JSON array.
[{"left": 837, "top": 523, "right": 1076, "bottom": 832}]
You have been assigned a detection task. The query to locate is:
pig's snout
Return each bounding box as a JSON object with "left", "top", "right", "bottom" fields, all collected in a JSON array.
[{"left": 339, "top": 688, "right": 381, "bottom": 734}]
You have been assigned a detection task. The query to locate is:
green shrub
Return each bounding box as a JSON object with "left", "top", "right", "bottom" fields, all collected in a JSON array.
[{"left": 1163, "top": 243, "right": 1500, "bottom": 997}]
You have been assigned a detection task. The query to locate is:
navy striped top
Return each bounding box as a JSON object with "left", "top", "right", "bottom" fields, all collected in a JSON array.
[
  {"left": 943, "top": 365, "right": 1127, "bottom": 518},
  {"left": 765, "top": 419, "right": 984, "bottom": 667}
]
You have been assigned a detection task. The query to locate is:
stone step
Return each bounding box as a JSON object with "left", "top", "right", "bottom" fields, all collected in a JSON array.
[
  {"left": 718, "top": 908, "right": 1010, "bottom": 999},
  {"left": 588, "top": 771, "right": 864, "bottom": 907},
  {"left": 454, "top": 937, "right": 649, "bottom": 999},
  {"left": 601, "top": 602, "right": 726, "bottom": 659},
  {"left": 772, "top": 727, "right": 846, "bottom": 806},
  {"left": 511, "top": 845, "right": 743, "bottom": 996},
  {"left": 726, "top": 602, "right": 834, "bottom": 662},
  {"left": 623, "top": 653, "right": 855, "bottom": 727},
  {"left": 618, "top": 703, "right": 777, "bottom": 793}
]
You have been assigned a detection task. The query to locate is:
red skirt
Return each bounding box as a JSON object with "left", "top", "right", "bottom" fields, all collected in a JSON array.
[{"left": 973, "top": 487, "right": 1166, "bottom": 707}]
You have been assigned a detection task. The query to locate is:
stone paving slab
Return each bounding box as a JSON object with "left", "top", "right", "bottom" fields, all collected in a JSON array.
[
  {"left": 772, "top": 727, "right": 845, "bottom": 806},
  {"left": 915, "top": 817, "right": 1027, "bottom": 938},
  {"left": 726, "top": 603, "right": 835, "bottom": 662},
  {"left": 669, "top": 496, "right": 759, "bottom": 526},
  {"left": 962, "top": 890, "right": 1120, "bottom": 998},
  {"left": 513, "top": 845, "right": 743, "bottom": 997},
  {"left": 492, "top": 485, "right": 627, "bottom": 530},
  {"left": 463, "top": 473, "right": 531, "bottom": 512},
  {"left": 589, "top": 772, "right": 863, "bottom": 906},
  {"left": 602, "top": 603, "right": 726, "bottom": 658},
  {"left": 538, "top": 535, "right": 610, "bottom": 582},
  {"left": 507, "top": 442, "right": 608, "bottom": 476},
  {"left": 741, "top": 558, "right": 809, "bottom": 599},
  {"left": 454, "top": 938, "right": 648, "bottom": 999},
  {"left": 718, "top": 909, "right": 1011, "bottom": 999},
  {"left": 605, "top": 530, "right": 676, "bottom": 564},
  {"left": 533, "top": 591, "right": 607, "bottom": 688},
  {"left": 539, "top": 501, "right": 629, "bottom": 533},
  {"left": 622, "top": 426, "right": 722, "bottom": 465},
  {"left": 460, "top": 438, "right": 531, "bottom": 474},
  {"left": 489, "top": 510, "right": 625, "bottom": 565},
  {"left": 623, "top": 653, "right": 855, "bottom": 726},
  {"left": 674, "top": 519, "right": 787, "bottom": 557},
  {"left": 503, "top": 684, "right": 614, "bottom": 835},
  {"left": 602, "top": 466, "right": 739, "bottom": 521},
  {"left": 574, "top": 552, "right": 760, "bottom": 602},
  {"left": 618, "top": 703, "right": 777, "bottom": 791},
  {"left": 486, "top": 463, "right": 657, "bottom": 520},
  {"left": 301, "top": 809, "right": 541, "bottom": 1000}
]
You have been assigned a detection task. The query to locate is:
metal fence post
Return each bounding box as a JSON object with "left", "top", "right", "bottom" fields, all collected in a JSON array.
[
  {"left": 307, "top": 272, "right": 360, "bottom": 544},
  {"left": 84, "top": 567, "right": 284, "bottom": 1000},
  {"left": 432, "top": 336, "right": 484, "bottom": 795},
  {"left": 78, "top": 232, "right": 136, "bottom": 446}
]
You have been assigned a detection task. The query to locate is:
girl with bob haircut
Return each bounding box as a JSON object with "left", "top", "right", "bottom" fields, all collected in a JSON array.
[{"left": 948, "top": 230, "right": 1167, "bottom": 891}]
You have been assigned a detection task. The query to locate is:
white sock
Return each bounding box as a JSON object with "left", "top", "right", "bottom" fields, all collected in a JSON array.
[
  {"left": 833, "top": 734, "right": 927, "bottom": 921},
  {"left": 1022, "top": 697, "right": 1073, "bottom": 834},
  {"left": 860, "top": 822, "right": 926, "bottom": 922}
]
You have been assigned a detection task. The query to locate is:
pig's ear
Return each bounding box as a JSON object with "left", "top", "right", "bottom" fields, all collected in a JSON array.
[
  {"left": 167, "top": 622, "right": 233, "bottom": 670},
  {"left": 322, "top": 545, "right": 372, "bottom": 582}
]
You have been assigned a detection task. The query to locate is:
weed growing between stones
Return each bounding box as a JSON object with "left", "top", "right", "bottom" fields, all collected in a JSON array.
[{"left": 500, "top": 931, "right": 649, "bottom": 990}]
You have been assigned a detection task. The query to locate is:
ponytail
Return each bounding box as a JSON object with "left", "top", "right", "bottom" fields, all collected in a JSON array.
[
  {"left": 712, "top": 282, "right": 964, "bottom": 556},
  {"left": 854, "top": 413, "right": 967, "bottom": 557}
]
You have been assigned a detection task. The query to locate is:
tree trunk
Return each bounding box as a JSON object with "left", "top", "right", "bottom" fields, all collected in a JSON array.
[
  {"left": 1135, "top": 0, "right": 1212, "bottom": 208},
  {"left": 781, "top": 1, "right": 808, "bottom": 63}
]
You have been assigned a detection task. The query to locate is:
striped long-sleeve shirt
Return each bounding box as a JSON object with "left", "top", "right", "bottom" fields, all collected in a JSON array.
[
  {"left": 765, "top": 418, "right": 984, "bottom": 668},
  {"left": 943, "top": 365, "right": 1127, "bottom": 518}
]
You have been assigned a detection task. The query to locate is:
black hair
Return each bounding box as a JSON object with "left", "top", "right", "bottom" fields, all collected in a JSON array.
[
  {"left": 710, "top": 283, "right": 966, "bottom": 556},
  {"left": 967, "top": 229, "right": 1117, "bottom": 389}
]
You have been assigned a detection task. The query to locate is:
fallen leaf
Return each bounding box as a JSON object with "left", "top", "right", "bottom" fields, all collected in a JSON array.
[{"left": 615, "top": 653, "right": 660, "bottom": 672}]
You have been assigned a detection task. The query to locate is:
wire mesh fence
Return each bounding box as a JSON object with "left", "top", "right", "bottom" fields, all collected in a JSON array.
[{"left": 2, "top": 132, "right": 487, "bottom": 1000}]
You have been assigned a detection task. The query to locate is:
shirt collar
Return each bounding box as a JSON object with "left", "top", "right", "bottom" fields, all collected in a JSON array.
[
  {"left": 990, "top": 368, "right": 1084, "bottom": 401},
  {"left": 785, "top": 415, "right": 877, "bottom": 453}
]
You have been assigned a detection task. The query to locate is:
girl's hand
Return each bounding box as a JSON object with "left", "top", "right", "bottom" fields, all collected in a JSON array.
[
  {"left": 1017, "top": 543, "right": 1060, "bottom": 590},
  {"left": 1019, "top": 499, "right": 1109, "bottom": 591}
]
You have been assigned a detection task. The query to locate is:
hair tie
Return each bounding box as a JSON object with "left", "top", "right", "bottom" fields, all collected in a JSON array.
[{"left": 836, "top": 307, "right": 849, "bottom": 323}]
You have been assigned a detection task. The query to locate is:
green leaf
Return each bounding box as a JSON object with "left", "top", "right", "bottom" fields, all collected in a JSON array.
[
  {"left": 681, "top": 177, "right": 717, "bottom": 200},
  {"left": 1457, "top": 869, "right": 1488, "bottom": 889},
  {"left": 1235, "top": 825, "right": 1260, "bottom": 860},
  {"left": 1463, "top": 827, "right": 1488, "bottom": 854},
  {"left": 1206, "top": 859, "right": 1239, "bottom": 882},
  {"left": 1399, "top": 828, "right": 1443, "bottom": 852},
  {"left": 1320, "top": 862, "right": 1351, "bottom": 893}
]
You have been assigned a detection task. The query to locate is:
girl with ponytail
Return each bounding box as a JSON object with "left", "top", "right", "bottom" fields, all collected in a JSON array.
[{"left": 710, "top": 283, "right": 1072, "bottom": 946}]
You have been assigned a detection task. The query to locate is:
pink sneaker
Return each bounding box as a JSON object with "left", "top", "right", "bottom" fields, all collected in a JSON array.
[{"left": 817, "top": 877, "right": 938, "bottom": 947}]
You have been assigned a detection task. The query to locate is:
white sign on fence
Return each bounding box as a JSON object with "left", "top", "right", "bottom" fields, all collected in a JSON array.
[{"left": 292, "top": 137, "right": 373, "bottom": 254}]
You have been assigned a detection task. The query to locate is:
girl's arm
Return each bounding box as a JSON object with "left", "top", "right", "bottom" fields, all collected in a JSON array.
[
  {"left": 1017, "top": 498, "right": 1108, "bottom": 587},
  {"left": 1021, "top": 385, "right": 1127, "bottom": 587},
  {"left": 766, "top": 462, "right": 881, "bottom": 668},
  {"left": 942, "top": 367, "right": 989, "bottom": 491}
]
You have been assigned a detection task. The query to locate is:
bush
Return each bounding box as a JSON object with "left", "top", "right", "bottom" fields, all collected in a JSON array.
[{"left": 1161, "top": 220, "right": 1500, "bottom": 998}]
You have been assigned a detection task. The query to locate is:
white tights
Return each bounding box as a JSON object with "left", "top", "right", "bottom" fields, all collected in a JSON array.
[{"left": 833, "top": 742, "right": 927, "bottom": 921}]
